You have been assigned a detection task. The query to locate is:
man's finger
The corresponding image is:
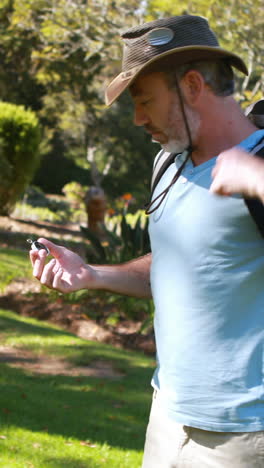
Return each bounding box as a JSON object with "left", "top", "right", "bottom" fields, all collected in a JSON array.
[
  {"left": 31, "top": 249, "right": 48, "bottom": 278},
  {"left": 29, "top": 249, "right": 38, "bottom": 267},
  {"left": 37, "top": 238, "right": 63, "bottom": 259},
  {"left": 53, "top": 268, "right": 65, "bottom": 291},
  {"left": 211, "top": 165, "right": 218, "bottom": 179},
  {"left": 40, "top": 258, "right": 57, "bottom": 286},
  {"left": 210, "top": 179, "right": 230, "bottom": 196}
]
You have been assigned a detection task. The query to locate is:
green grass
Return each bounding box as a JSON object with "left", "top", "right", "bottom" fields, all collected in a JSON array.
[
  {"left": 0, "top": 246, "right": 155, "bottom": 466},
  {"left": 0, "top": 247, "right": 32, "bottom": 291},
  {"left": 0, "top": 309, "right": 155, "bottom": 467}
]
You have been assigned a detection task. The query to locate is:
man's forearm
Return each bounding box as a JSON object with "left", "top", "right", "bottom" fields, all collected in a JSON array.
[{"left": 92, "top": 253, "right": 152, "bottom": 298}]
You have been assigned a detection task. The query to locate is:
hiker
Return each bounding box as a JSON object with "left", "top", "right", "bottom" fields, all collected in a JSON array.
[{"left": 30, "top": 15, "right": 264, "bottom": 468}]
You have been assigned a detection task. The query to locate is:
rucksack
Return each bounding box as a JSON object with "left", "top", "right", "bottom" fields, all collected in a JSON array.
[{"left": 150, "top": 99, "right": 264, "bottom": 237}]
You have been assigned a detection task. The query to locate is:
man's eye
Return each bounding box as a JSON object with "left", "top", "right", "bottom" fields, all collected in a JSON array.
[{"left": 141, "top": 99, "right": 151, "bottom": 106}]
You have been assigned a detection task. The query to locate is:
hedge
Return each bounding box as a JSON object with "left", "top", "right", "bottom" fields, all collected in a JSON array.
[{"left": 0, "top": 101, "right": 41, "bottom": 215}]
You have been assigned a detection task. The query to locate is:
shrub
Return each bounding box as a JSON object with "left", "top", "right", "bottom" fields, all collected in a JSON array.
[
  {"left": 22, "top": 185, "right": 51, "bottom": 208},
  {"left": 62, "top": 181, "right": 88, "bottom": 208},
  {"left": 0, "top": 102, "right": 41, "bottom": 215},
  {"left": 81, "top": 212, "right": 151, "bottom": 264},
  {"left": 12, "top": 202, "right": 69, "bottom": 223},
  {"left": 12, "top": 185, "right": 88, "bottom": 224},
  {"left": 80, "top": 212, "right": 154, "bottom": 322},
  {"left": 22, "top": 186, "right": 69, "bottom": 212}
]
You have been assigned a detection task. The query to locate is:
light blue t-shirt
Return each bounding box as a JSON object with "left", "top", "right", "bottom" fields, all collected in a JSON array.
[{"left": 149, "top": 130, "right": 264, "bottom": 432}]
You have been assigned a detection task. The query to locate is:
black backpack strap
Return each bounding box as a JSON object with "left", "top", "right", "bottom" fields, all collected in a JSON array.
[
  {"left": 243, "top": 139, "right": 264, "bottom": 237},
  {"left": 150, "top": 150, "right": 176, "bottom": 195},
  {"left": 245, "top": 99, "right": 264, "bottom": 129}
]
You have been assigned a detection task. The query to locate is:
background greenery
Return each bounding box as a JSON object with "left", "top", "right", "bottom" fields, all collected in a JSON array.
[
  {"left": 0, "top": 101, "right": 41, "bottom": 215},
  {"left": 0, "top": 0, "right": 263, "bottom": 209}
]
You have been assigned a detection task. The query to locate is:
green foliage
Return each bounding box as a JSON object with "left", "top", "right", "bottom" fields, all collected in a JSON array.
[
  {"left": 0, "top": 0, "right": 263, "bottom": 205},
  {"left": 12, "top": 202, "right": 70, "bottom": 224},
  {"left": 105, "top": 293, "right": 155, "bottom": 325},
  {"left": 0, "top": 1, "right": 45, "bottom": 110},
  {"left": 32, "top": 138, "right": 91, "bottom": 194},
  {"left": 81, "top": 213, "right": 150, "bottom": 264},
  {"left": 0, "top": 102, "right": 41, "bottom": 215},
  {"left": 21, "top": 186, "right": 68, "bottom": 213},
  {"left": 12, "top": 185, "right": 89, "bottom": 224},
  {"left": 0, "top": 0, "right": 154, "bottom": 203},
  {"left": 62, "top": 181, "right": 88, "bottom": 207},
  {"left": 23, "top": 185, "right": 50, "bottom": 207},
  {"left": 100, "top": 92, "right": 156, "bottom": 205}
]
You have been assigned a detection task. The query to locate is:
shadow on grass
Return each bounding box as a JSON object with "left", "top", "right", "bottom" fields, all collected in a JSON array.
[
  {"left": 0, "top": 450, "right": 97, "bottom": 468},
  {"left": 42, "top": 458, "right": 98, "bottom": 468},
  {"left": 0, "top": 447, "right": 99, "bottom": 468},
  {"left": 0, "top": 310, "right": 76, "bottom": 338},
  {"left": 0, "top": 310, "right": 154, "bottom": 370},
  {"left": 0, "top": 310, "right": 154, "bottom": 452},
  {"left": 0, "top": 363, "right": 151, "bottom": 451}
]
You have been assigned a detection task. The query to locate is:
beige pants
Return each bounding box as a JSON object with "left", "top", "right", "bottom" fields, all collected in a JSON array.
[{"left": 142, "top": 392, "right": 264, "bottom": 468}]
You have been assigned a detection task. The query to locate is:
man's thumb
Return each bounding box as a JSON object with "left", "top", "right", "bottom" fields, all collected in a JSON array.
[{"left": 37, "top": 238, "right": 62, "bottom": 257}]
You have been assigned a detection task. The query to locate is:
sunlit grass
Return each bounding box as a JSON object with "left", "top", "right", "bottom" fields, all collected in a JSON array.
[
  {"left": 0, "top": 247, "right": 31, "bottom": 291},
  {"left": 0, "top": 426, "right": 143, "bottom": 468},
  {"left": 0, "top": 309, "right": 155, "bottom": 467}
]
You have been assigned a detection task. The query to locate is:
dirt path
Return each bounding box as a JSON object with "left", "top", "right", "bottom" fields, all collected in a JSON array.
[{"left": 0, "top": 344, "right": 124, "bottom": 378}]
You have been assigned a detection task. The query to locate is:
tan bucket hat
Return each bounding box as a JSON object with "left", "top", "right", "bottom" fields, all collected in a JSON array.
[{"left": 105, "top": 15, "right": 248, "bottom": 106}]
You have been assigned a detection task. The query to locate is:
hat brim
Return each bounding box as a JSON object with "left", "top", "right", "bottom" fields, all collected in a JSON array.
[{"left": 105, "top": 45, "right": 248, "bottom": 106}]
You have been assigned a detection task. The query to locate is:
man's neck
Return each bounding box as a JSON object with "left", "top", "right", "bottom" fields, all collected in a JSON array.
[{"left": 191, "top": 97, "right": 258, "bottom": 166}]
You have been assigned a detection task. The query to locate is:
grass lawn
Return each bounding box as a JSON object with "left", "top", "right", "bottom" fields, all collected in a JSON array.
[
  {"left": 0, "top": 247, "right": 32, "bottom": 291},
  {"left": 0, "top": 309, "right": 155, "bottom": 467},
  {"left": 0, "top": 247, "right": 155, "bottom": 467}
]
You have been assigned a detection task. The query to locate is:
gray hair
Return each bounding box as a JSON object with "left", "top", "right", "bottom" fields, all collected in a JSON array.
[{"left": 165, "top": 60, "right": 235, "bottom": 97}]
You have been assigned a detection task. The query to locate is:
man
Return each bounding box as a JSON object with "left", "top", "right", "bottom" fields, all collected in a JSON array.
[{"left": 30, "top": 15, "right": 264, "bottom": 467}]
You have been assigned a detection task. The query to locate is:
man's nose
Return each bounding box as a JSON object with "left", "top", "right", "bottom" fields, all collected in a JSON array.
[{"left": 133, "top": 106, "right": 149, "bottom": 127}]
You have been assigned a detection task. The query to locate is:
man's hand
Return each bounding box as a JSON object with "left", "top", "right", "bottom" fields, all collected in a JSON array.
[
  {"left": 30, "top": 238, "right": 152, "bottom": 298},
  {"left": 210, "top": 147, "right": 264, "bottom": 202},
  {"left": 29, "top": 238, "right": 96, "bottom": 293}
]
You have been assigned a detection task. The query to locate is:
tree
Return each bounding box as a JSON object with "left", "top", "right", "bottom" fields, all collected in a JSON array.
[
  {"left": 4, "top": 0, "right": 152, "bottom": 202},
  {"left": 101, "top": 91, "right": 157, "bottom": 205},
  {"left": 0, "top": 0, "right": 45, "bottom": 110}
]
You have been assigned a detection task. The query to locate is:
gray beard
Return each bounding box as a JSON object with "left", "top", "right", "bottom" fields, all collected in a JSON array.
[
  {"left": 161, "top": 140, "right": 188, "bottom": 154},
  {"left": 160, "top": 104, "right": 201, "bottom": 154},
  {"left": 151, "top": 136, "right": 187, "bottom": 154}
]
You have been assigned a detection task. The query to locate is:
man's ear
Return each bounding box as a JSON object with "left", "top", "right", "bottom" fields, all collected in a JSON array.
[{"left": 181, "top": 70, "right": 204, "bottom": 105}]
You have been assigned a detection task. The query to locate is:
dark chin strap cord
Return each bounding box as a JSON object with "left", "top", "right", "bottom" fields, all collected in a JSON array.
[{"left": 145, "top": 76, "right": 193, "bottom": 215}]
